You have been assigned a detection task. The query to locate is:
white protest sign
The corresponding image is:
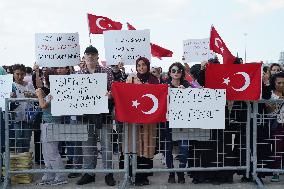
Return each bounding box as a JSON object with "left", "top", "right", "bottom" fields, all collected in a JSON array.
[
  {"left": 104, "top": 30, "right": 151, "bottom": 65},
  {"left": 0, "top": 74, "right": 13, "bottom": 111},
  {"left": 183, "top": 38, "right": 215, "bottom": 62},
  {"left": 50, "top": 74, "right": 108, "bottom": 116},
  {"left": 169, "top": 88, "right": 226, "bottom": 129},
  {"left": 35, "top": 33, "right": 80, "bottom": 67}
]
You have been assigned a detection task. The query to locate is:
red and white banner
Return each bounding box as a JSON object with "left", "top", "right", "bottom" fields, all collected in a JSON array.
[
  {"left": 88, "top": 14, "right": 122, "bottom": 34},
  {"left": 111, "top": 83, "right": 168, "bottom": 123},
  {"left": 210, "top": 26, "right": 236, "bottom": 64},
  {"left": 205, "top": 63, "right": 261, "bottom": 100}
]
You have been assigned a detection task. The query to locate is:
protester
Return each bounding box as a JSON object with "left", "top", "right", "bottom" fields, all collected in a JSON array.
[
  {"left": 10, "top": 64, "right": 36, "bottom": 152},
  {"left": 35, "top": 87, "right": 68, "bottom": 186},
  {"left": 125, "top": 57, "right": 159, "bottom": 186},
  {"left": 160, "top": 62, "right": 191, "bottom": 184},
  {"left": 76, "top": 45, "right": 116, "bottom": 186},
  {"left": 266, "top": 72, "right": 284, "bottom": 182}
]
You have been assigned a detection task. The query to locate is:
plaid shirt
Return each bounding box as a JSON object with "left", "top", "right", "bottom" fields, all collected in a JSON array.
[{"left": 77, "top": 65, "right": 113, "bottom": 90}]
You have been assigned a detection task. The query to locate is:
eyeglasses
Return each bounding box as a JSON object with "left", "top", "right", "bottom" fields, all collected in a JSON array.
[{"left": 171, "top": 69, "right": 182, "bottom": 74}]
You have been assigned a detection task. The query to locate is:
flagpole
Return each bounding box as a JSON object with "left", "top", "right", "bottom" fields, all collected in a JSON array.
[
  {"left": 86, "top": 13, "right": 92, "bottom": 45},
  {"left": 244, "top": 33, "right": 247, "bottom": 63},
  {"left": 209, "top": 24, "right": 213, "bottom": 60}
]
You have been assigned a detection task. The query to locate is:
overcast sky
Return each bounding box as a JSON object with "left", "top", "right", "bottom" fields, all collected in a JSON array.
[{"left": 0, "top": 0, "right": 284, "bottom": 70}]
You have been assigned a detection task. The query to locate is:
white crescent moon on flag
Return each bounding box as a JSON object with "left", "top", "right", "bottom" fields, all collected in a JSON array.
[
  {"left": 96, "top": 18, "right": 106, "bottom": 30},
  {"left": 214, "top": 38, "right": 222, "bottom": 48},
  {"left": 232, "top": 72, "right": 251, "bottom": 92},
  {"left": 141, "top": 94, "right": 158, "bottom": 115}
]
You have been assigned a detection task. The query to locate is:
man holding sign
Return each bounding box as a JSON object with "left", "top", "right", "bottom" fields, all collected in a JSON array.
[{"left": 76, "top": 46, "right": 116, "bottom": 186}]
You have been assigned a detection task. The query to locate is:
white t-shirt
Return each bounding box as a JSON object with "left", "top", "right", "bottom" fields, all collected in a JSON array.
[{"left": 13, "top": 82, "right": 35, "bottom": 121}]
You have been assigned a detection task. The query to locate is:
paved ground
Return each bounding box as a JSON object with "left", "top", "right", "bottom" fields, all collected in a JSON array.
[{"left": 1, "top": 173, "right": 284, "bottom": 189}]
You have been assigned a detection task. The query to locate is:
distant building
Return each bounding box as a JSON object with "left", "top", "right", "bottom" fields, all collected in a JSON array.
[{"left": 279, "top": 51, "right": 284, "bottom": 64}]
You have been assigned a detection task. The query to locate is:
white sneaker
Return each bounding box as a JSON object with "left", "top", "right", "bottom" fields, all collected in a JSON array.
[{"left": 50, "top": 180, "right": 68, "bottom": 186}]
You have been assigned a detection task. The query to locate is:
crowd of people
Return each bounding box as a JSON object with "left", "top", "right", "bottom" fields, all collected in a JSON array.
[{"left": 0, "top": 45, "right": 284, "bottom": 186}]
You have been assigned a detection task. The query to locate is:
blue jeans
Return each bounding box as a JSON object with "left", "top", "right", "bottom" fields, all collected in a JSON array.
[
  {"left": 66, "top": 141, "right": 83, "bottom": 168},
  {"left": 161, "top": 122, "right": 189, "bottom": 169},
  {"left": 82, "top": 124, "right": 112, "bottom": 170}
]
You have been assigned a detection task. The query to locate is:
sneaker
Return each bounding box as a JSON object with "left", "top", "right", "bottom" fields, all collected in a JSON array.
[
  {"left": 77, "top": 173, "right": 95, "bottom": 185},
  {"left": 271, "top": 174, "right": 280, "bottom": 182},
  {"left": 105, "top": 173, "right": 116, "bottom": 186},
  {"left": 36, "top": 179, "right": 53, "bottom": 185},
  {"left": 68, "top": 173, "right": 81, "bottom": 178},
  {"left": 50, "top": 180, "right": 68, "bottom": 186}
]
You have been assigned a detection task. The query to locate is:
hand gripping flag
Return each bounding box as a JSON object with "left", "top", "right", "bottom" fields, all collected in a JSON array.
[
  {"left": 205, "top": 63, "right": 261, "bottom": 100},
  {"left": 111, "top": 82, "right": 168, "bottom": 123},
  {"left": 88, "top": 13, "right": 122, "bottom": 34}
]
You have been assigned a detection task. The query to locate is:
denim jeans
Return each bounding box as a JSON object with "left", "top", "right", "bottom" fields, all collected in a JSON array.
[{"left": 161, "top": 122, "right": 189, "bottom": 169}]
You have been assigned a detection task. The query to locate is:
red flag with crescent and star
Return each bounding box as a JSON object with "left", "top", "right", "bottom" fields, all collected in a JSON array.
[
  {"left": 88, "top": 13, "right": 123, "bottom": 34},
  {"left": 111, "top": 82, "right": 168, "bottom": 123},
  {"left": 127, "top": 22, "right": 173, "bottom": 60},
  {"left": 205, "top": 63, "right": 261, "bottom": 100},
  {"left": 210, "top": 26, "right": 236, "bottom": 64}
]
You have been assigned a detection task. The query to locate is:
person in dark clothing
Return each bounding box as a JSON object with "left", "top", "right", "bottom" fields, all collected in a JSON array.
[{"left": 160, "top": 62, "right": 192, "bottom": 184}]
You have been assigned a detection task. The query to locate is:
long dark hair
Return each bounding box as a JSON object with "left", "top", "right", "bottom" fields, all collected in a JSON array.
[
  {"left": 167, "top": 62, "right": 186, "bottom": 82},
  {"left": 270, "top": 71, "right": 284, "bottom": 91}
]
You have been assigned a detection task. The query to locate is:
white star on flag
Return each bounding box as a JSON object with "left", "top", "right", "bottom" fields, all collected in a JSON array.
[
  {"left": 220, "top": 47, "right": 224, "bottom": 53},
  {"left": 223, "top": 77, "right": 230, "bottom": 85},
  {"left": 132, "top": 100, "right": 140, "bottom": 108}
]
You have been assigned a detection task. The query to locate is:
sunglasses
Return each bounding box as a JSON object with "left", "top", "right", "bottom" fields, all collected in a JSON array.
[{"left": 171, "top": 68, "right": 182, "bottom": 74}]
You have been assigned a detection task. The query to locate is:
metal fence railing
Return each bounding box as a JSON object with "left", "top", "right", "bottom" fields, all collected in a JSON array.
[
  {"left": 131, "top": 101, "right": 251, "bottom": 184},
  {"left": 3, "top": 98, "right": 129, "bottom": 189},
  {"left": 2, "top": 98, "right": 284, "bottom": 188},
  {"left": 252, "top": 100, "right": 284, "bottom": 189}
]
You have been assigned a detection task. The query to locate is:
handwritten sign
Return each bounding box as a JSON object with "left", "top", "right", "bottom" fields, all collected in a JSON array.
[
  {"left": 50, "top": 74, "right": 108, "bottom": 116},
  {"left": 104, "top": 30, "right": 151, "bottom": 65},
  {"left": 169, "top": 88, "right": 226, "bottom": 129},
  {"left": 183, "top": 38, "right": 215, "bottom": 62},
  {"left": 0, "top": 74, "right": 13, "bottom": 111},
  {"left": 35, "top": 33, "right": 80, "bottom": 67}
]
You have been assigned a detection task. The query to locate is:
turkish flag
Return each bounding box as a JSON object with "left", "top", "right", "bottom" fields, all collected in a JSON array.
[
  {"left": 111, "top": 83, "right": 168, "bottom": 123},
  {"left": 88, "top": 13, "right": 122, "bottom": 34},
  {"left": 210, "top": 26, "right": 236, "bottom": 64},
  {"left": 205, "top": 63, "right": 261, "bottom": 100},
  {"left": 127, "top": 22, "right": 173, "bottom": 59}
]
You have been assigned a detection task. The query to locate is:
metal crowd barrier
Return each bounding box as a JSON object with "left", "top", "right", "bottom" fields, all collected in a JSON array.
[
  {"left": 3, "top": 98, "right": 284, "bottom": 188},
  {"left": 131, "top": 101, "right": 251, "bottom": 183},
  {"left": 3, "top": 98, "right": 129, "bottom": 189},
  {"left": 252, "top": 100, "right": 284, "bottom": 189}
]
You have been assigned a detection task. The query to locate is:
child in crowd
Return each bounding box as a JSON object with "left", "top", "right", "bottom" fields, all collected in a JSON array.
[{"left": 35, "top": 87, "right": 67, "bottom": 186}]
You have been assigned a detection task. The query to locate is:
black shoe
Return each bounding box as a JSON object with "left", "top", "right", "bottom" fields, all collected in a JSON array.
[
  {"left": 143, "top": 177, "right": 150, "bottom": 185},
  {"left": 168, "top": 173, "right": 176, "bottom": 183},
  {"left": 76, "top": 173, "right": 95, "bottom": 185},
  {"left": 68, "top": 173, "right": 81, "bottom": 178},
  {"left": 105, "top": 173, "right": 116, "bottom": 186},
  {"left": 65, "top": 159, "right": 73, "bottom": 169},
  {"left": 177, "top": 172, "right": 185, "bottom": 184}
]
